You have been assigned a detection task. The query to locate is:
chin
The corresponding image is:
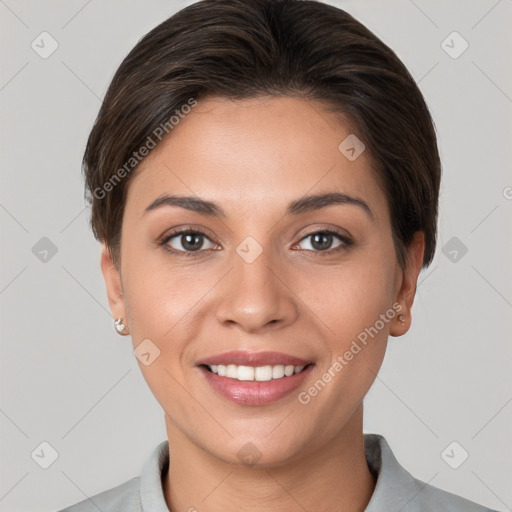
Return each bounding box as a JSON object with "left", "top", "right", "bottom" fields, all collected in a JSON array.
[{"left": 204, "top": 431, "right": 313, "bottom": 469}]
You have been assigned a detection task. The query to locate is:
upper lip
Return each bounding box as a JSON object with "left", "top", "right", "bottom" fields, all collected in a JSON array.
[{"left": 197, "top": 350, "right": 312, "bottom": 367}]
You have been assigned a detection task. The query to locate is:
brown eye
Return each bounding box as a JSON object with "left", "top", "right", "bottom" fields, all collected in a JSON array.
[
  {"left": 296, "top": 229, "right": 352, "bottom": 253},
  {"left": 161, "top": 229, "right": 217, "bottom": 255}
]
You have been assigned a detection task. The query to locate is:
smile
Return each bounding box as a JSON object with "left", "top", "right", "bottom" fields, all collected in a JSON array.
[{"left": 204, "top": 364, "right": 309, "bottom": 381}]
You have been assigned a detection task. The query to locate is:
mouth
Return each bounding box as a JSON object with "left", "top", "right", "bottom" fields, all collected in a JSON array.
[{"left": 196, "top": 351, "right": 315, "bottom": 406}]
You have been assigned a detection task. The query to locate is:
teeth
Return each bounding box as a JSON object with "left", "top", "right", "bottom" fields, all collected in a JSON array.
[
  {"left": 254, "top": 366, "right": 272, "bottom": 381},
  {"left": 237, "top": 365, "right": 255, "bottom": 381},
  {"left": 272, "top": 365, "right": 285, "bottom": 379},
  {"left": 226, "top": 364, "right": 238, "bottom": 379},
  {"left": 207, "top": 363, "right": 308, "bottom": 381}
]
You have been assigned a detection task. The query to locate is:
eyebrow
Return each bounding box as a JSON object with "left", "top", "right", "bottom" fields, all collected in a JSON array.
[{"left": 143, "top": 192, "right": 374, "bottom": 221}]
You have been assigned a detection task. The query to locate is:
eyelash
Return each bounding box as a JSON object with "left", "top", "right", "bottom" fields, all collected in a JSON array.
[{"left": 159, "top": 227, "right": 353, "bottom": 258}]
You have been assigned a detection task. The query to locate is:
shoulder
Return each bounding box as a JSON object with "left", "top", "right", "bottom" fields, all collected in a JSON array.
[
  {"left": 364, "top": 433, "right": 500, "bottom": 512},
  {"left": 55, "top": 440, "right": 169, "bottom": 512},
  {"left": 56, "top": 476, "right": 141, "bottom": 512},
  {"left": 403, "top": 473, "right": 499, "bottom": 512}
]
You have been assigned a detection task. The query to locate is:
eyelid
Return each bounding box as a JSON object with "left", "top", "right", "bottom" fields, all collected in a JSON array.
[{"left": 295, "top": 224, "right": 352, "bottom": 242}]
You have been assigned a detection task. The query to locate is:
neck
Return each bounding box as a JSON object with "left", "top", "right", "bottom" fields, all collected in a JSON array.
[{"left": 163, "top": 405, "right": 376, "bottom": 512}]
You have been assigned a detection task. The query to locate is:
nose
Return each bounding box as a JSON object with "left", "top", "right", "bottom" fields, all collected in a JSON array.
[{"left": 215, "top": 245, "right": 298, "bottom": 333}]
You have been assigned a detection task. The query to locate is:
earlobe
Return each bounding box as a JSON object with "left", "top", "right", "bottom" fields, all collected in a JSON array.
[
  {"left": 100, "top": 244, "right": 129, "bottom": 334},
  {"left": 389, "top": 232, "right": 425, "bottom": 338}
]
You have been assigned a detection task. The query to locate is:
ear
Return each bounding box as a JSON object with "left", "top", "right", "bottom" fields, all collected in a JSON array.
[
  {"left": 100, "top": 243, "right": 129, "bottom": 334},
  {"left": 389, "top": 231, "right": 425, "bottom": 337}
]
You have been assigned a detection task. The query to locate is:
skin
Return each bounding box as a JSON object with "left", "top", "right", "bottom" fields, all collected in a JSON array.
[{"left": 101, "top": 95, "right": 425, "bottom": 512}]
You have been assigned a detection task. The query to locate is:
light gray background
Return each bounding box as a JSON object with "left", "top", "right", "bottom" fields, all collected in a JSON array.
[{"left": 1, "top": 1, "right": 511, "bottom": 511}]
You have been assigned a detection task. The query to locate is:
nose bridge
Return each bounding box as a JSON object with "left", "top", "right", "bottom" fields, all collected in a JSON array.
[{"left": 215, "top": 235, "right": 296, "bottom": 331}]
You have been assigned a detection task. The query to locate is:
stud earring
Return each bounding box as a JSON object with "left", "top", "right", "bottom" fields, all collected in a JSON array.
[
  {"left": 114, "top": 318, "right": 127, "bottom": 334},
  {"left": 397, "top": 314, "right": 406, "bottom": 326}
]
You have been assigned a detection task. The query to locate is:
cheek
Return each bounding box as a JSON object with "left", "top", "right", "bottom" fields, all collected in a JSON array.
[
  {"left": 293, "top": 262, "right": 395, "bottom": 430},
  {"left": 123, "top": 228, "right": 397, "bottom": 351},
  {"left": 292, "top": 247, "right": 396, "bottom": 402},
  {"left": 297, "top": 251, "right": 397, "bottom": 343},
  {"left": 121, "top": 261, "right": 208, "bottom": 414},
  {"left": 121, "top": 248, "right": 226, "bottom": 382},
  {"left": 124, "top": 264, "right": 206, "bottom": 343}
]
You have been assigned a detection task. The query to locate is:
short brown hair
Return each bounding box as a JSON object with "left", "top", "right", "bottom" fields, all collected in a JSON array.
[{"left": 83, "top": 0, "right": 441, "bottom": 271}]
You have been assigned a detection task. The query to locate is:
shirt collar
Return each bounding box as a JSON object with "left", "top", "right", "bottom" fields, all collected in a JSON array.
[
  {"left": 139, "top": 433, "right": 420, "bottom": 511},
  {"left": 363, "top": 433, "right": 422, "bottom": 511},
  {"left": 140, "top": 438, "right": 170, "bottom": 512}
]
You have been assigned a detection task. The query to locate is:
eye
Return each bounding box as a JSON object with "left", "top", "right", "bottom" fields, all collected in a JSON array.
[
  {"left": 160, "top": 227, "right": 352, "bottom": 257},
  {"left": 161, "top": 228, "right": 218, "bottom": 255},
  {"left": 295, "top": 229, "right": 352, "bottom": 254}
]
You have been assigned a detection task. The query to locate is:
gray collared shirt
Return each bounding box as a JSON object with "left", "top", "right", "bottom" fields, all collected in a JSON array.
[{"left": 58, "top": 433, "right": 499, "bottom": 511}]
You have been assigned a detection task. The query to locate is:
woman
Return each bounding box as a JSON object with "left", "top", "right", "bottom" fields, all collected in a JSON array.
[{"left": 58, "top": 0, "right": 499, "bottom": 510}]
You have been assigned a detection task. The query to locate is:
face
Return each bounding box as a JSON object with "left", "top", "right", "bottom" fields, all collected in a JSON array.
[{"left": 102, "top": 95, "right": 424, "bottom": 467}]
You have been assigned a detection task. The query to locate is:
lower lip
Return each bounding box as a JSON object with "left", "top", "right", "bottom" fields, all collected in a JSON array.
[{"left": 199, "top": 365, "right": 314, "bottom": 406}]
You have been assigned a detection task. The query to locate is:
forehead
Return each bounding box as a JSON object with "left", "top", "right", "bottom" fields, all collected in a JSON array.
[{"left": 126, "top": 96, "right": 387, "bottom": 220}]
